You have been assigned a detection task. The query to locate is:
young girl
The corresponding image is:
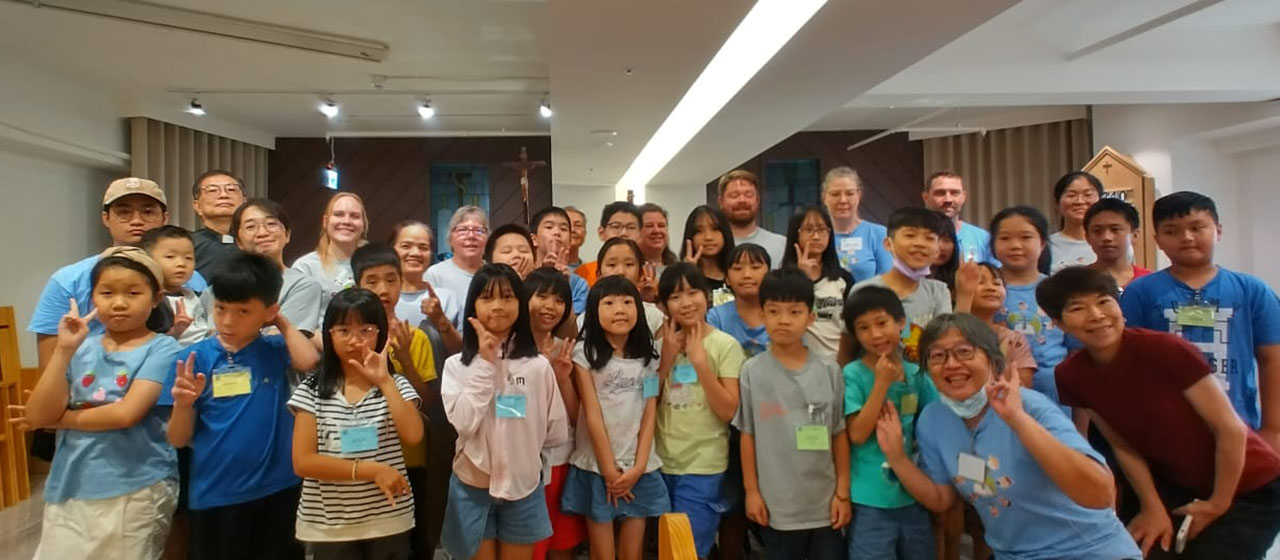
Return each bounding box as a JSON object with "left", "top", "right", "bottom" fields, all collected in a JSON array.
[
  {"left": 562, "top": 276, "right": 670, "bottom": 560},
  {"left": 288, "top": 288, "right": 424, "bottom": 557},
  {"left": 23, "top": 247, "right": 182, "bottom": 559},
  {"left": 679, "top": 205, "right": 735, "bottom": 300},
  {"left": 441, "top": 264, "right": 571, "bottom": 560},
  {"left": 292, "top": 192, "right": 369, "bottom": 306},
  {"left": 654, "top": 263, "right": 744, "bottom": 559},
  {"left": 706, "top": 244, "right": 771, "bottom": 358},
  {"left": 781, "top": 206, "right": 854, "bottom": 359},
  {"left": 954, "top": 262, "right": 1038, "bottom": 388},
  {"left": 989, "top": 206, "right": 1067, "bottom": 403},
  {"left": 596, "top": 237, "right": 665, "bottom": 336},
  {"left": 929, "top": 211, "right": 960, "bottom": 298},
  {"left": 524, "top": 268, "right": 585, "bottom": 560}
]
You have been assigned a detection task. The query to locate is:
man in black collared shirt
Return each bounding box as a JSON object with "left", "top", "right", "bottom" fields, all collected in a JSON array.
[{"left": 191, "top": 169, "right": 247, "bottom": 279}]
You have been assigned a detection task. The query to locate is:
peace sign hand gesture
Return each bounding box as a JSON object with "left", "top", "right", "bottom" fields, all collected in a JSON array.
[
  {"left": 348, "top": 340, "right": 394, "bottom": 388},
  {"left": 470, "top": 317, "right": 501, "bottom": 364},
  {"left": 57, "top": 298, "right": 98, "bottom": 352},
  {"left": 172, "top": 352, "right": 207, "bottom": 409},
  {"left": 638, "top": 262, "right": 659, "bottom": 302},
  {"left": 795, "top": 243, "right": 822, "bottom": 280},
  {"left": 544, "top": 336, "right": 574, "bottom": 383},
  {"left": 168, "top": 298, "right": 193, "bottom": 338},
  {"left": 683, "top": 240, "right": 703, "bottom": 265}
]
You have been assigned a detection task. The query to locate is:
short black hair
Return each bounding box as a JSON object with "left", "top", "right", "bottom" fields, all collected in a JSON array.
[
  {"left": 728, "top": 243, "right": 771, "bottom": 269},
  {"left": 483, "top": 224, "right": 533, "bottom": 262},
  {"left": 351, "top": 243, "right": 402, "bottom": 283},
  {"left": 887, "top": 206, "right": 946, "bottom": 237},
  {"left": 759, "top": 267, "right": 814, "bottom": 308},
  {"left": 929, "top": 211, "right": 959, "bottom": 292},
  {"left": 1036, "top": 266, "right": 1120, "bottom": 322},
  {"left": 842, "top": 286, "right": 907, "bottom": 358},
  {"left": 658, "top": 262, "right": 711, "bottom": 304},
  {"left": 230, "top": 198, "right": 291, "bottom": 239},
  {"left": 1084, "top": 197, "right": 1140, "bottom": 230},
  {"left": 1052, "top": 171, "right": 1104, "bottom": 202},
  {"left": 139, "top": 225, "right": 193, "bottom": 251},
  {"left": 524, "top": 267, "right": 573, "bottom": 330},
  {"left": 989, "top": 206, "right": 1052, "bottom": 275},
  {"left": 209, "top": 250, "right": 282, "bottom": 305},
  {"left": 531, "top": 206, "right": 570, "bottom": 231},
  {"left": 601, "top": 201, "right": 642, "bottom": 227},
  {"left": 192, "top": 169, "right": 244, "bottom": 199},
  {"left": 1152, "top": 191, "right": 1219, "bottom": 227}
]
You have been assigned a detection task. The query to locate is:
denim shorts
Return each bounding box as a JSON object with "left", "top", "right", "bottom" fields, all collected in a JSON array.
[
  {"left": 440, "top": 475, "right": 552, "bottom": 560},
  {"left": 560, "top": 466, "right": 671, "bottom": 523},
  {"left": 662, "top": 472, "right": 729, "bottom": 557},
  {"left": 848, "top": 503, "right": 935, "bottom": 560}
]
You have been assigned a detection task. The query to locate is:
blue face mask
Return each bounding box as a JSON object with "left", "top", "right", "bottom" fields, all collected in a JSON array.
[{"left": 938, "top": 387, "right": 988, "bottom": 419}]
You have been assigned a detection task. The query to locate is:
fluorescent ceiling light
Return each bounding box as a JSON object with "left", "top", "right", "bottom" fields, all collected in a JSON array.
[
  {"left": 615, "top": 0, "right": 827, "bottom": 196},
  {"left": 319, "top": 99, "right": 339, "bottom": 118}
]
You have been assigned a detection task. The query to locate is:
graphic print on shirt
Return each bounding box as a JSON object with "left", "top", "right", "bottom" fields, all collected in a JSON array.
[
  {"left": 952, "top": 454, "right": 1014, "bottom": 519},
  {"left": 73, "top": 368, "right": 128, "bottom": 409},
  {"left": 1161, "top": 300, "right": 1236, "bottom": 391},
  {"left": 901, "top": 323, "right": 925, "bottom": 363},
  {"left": 998, "top": 301, "right": 1054, "bottom": 346}
]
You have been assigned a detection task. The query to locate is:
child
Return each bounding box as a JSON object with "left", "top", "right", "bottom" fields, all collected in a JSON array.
[
  {"left": 989, "top": 206, "right": 1067, "bottom": 403},
  {"left": 141, "top": 225, "right": 212, "bottom": 345},
  {"left": 595, "top": 237, "right": 664, "bottom": 335},
  {"left": 1084, "top": 198, "right": 1150, "bottom": 291},
  {"left": 929, "top": 212, "right": 960, "bottom": 298},
  {"left": 525, "top": 267, "right": 587, "bottom": 560},
  {"left": 781, "top": 206, "right": 855, "bottom": 359},
  {"left": 288, "top": 288, "right": 424, "bottom": 556},
  {"left": 440, "top": 264, "right": 571, "bottom": 560},
  {"left": 351, "top": 243, "right": 440, "bottom": 558},
  {"left": 680, "top": 205, "right": 735, "bottom": 297},
  {"left": 735, "top": 267, "right": 850, "bottom": 560},
  {"left": 1040, "top": 266, "right": 1280, "bottom": 558},
  {"left": 954, "top": 262, "right": 1039, "bottom": 388},
  {"left": 22, "top": 247, "right": 182, "bottom": 559},
  {"left": 1121, "top": 191, "right": 1280, "bottom": 443},
  {"left": 838, "top": 207, "right": 952, "bottom": 365},
  {"left": 562, "top": 275, "right": 671, "bottom": 560},
  {"left": 655, "top": 263, "right": 745, "bottom": 559},
  {"left": 163, "top": 251, "right": 321, "bottom": 559},
  {"left": 842, "top": 286, "right": 937, "bottom": 560},
  {"left": 707, "top": 244, "right": 772, "bottom": 358}
]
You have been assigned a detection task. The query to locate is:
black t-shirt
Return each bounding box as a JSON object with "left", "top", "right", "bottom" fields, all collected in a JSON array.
[{"left": 192, "top": 227, "right": 239, "bottom": 280}]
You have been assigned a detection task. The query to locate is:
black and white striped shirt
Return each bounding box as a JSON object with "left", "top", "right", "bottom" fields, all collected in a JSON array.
[{"left": 288, "top": 374, "right": 419, "bottom": 542}]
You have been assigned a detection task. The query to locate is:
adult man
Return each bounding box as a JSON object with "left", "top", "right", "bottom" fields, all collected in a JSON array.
[
  {"left": 922, "top": 171, "right": 995, "bottom": 265},
  {"left": 190, "top": 170, "right": 247, "bottom": 278},
  {"left": 717, "top": 170, "right": 786, "bottom": 268},
  {"left": 638, "top": 203, "right": 677, "bottom": 274},
  {"left": 573, "top": 201, "right": 642, "bottom": 286},
  {"left": 531, "top": 206, "right": 590, "bottom": 314},
  {"left": 564, "top": 205, "right": 588, "bottom": 273}
]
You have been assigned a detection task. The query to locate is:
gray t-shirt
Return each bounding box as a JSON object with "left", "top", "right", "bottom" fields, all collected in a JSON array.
[
  {"left": 848, "top": 275, "right": 952, "bottom": 333},
  {"left": 279, "top": 267, "right": 324, "bottom": 334},
  {"left": 732, "top": 350, "right": 845, "bottom": 530},
  {"left": 289, "top": 251, "right": 354, "bottom": 311},
  {"left": 735, "top": 227, "right": 787, "bottom": 270}
]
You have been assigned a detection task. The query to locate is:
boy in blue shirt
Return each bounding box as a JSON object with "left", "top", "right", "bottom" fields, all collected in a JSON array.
[
  {"left": 163, "top": 251, "right": 320, "bottom": 559},
  {"left": 842, "top": 286, "right": 937, "bottom": 559},
  {"left": 1120, "top": 191, "right": 1280, "bottom": 449}
]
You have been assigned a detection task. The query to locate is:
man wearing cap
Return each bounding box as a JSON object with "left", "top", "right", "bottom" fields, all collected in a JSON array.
[
  {"left": 190, "top": 169, "right": 246, "bottom": 279},
  {"left": 29, "top": 177, "right": 206, "bottom": 366}
]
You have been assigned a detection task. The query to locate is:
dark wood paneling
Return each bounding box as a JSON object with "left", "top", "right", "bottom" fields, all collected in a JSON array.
[
  {"left": 270, "top": 137, "right": 551, "bottom": 264},
  {"left": 706, "top": 130, "right": 923, "bottom": 224}
]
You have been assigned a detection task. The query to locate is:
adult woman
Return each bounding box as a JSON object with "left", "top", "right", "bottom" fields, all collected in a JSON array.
[
  {"left": 1049, "top": 171, "right": 1104, "bottom": 273},
  {"left": 290, "top": 192, "right": 368, "bottom": 304},
  {"left": 230, "top": 198, "right": 323, "bottom": 334},
  {"left": 877, "top": 314, "right": 1140, "bottom": 559},
  {"left": 425, "top": 205, "right": 489, "bottom": 299},
  {"left": 638, "top": 203, "right": 678, "bottom": 273},
  {"left": 388, "top": 220, "right": 463, "bottom": 352},
  {"left": 822, "top": 166, "right": 890, "bottom": 282}
]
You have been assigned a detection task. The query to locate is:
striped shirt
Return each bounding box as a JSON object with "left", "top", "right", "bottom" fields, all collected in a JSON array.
[{"left": 288, "top": 374, "right": 420, "bottom": 542}]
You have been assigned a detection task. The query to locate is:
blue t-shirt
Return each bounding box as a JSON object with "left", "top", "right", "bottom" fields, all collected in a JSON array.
[
  {"left": 994, "top": 277, "right": 1066, "bottom": 403},
  {"left": 158, "top": 334, "right": 300, "bottom": 510},
  {"left": 707, "top": 302, "right": 769, "bottom": 358},
  {"left": 1120, "top": 267, "right": 1280, "bottom": 429},
  {"left": 44, "top": 334, "right": 182, "bottom": 503},
  {"left": 570, "top": 274, "right": 588, "bottom": 315},
  {"left": 835, "top": 221, "right": 891, "bottom": 283},
  {"left": 29, "top": 254, "right": 207, "bottom": 336},
  {"left": 956, "top": 222, "right": 996, "bottom": 266},
  {"left": 844, "top": 358, "right": 937, "bottom": 509},
  {"left": 917, "top": 390, "right": 1140, "bottom": 560}
]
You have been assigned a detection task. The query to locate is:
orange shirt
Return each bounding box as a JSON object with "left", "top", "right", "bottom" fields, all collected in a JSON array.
[{"left": 576, "top": 261, "right": 599, "bottom": 286}]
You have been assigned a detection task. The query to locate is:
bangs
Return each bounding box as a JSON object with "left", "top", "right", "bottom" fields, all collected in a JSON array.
[
  {"left": 479, "top": 275, "right": 517, "bottom": 299},
  {"left": 729, "top": 244, "right": 771, "bottom": 268}
]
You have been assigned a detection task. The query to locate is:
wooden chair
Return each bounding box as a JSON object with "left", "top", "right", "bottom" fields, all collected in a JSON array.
[
  {"left": 0, "top": 306, "right": 31, "bottom": 508},
  {"left": 658, "top": 512, "right": 698, "bottom": 560}
]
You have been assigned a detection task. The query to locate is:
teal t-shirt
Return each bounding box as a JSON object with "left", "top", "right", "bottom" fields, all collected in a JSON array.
[{"left": 843, "top": 358, "right": 938, "bottom": 508}]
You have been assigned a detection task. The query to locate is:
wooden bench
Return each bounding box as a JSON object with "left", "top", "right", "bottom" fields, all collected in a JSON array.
[{"left": 0, "top": 306, "right": 31, "bottom": 508}]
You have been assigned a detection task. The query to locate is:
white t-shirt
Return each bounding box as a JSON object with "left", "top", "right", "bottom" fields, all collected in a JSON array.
[
  {"left": 1048, "top": 232, "right": 1097, "bottom": 273},
  {"left": 735, "top": 227, "right": 788, "bottom": 270},
  {"left": 570, "top": 342, "right": 662, "bottom": 474},
  {"left": 424, "top": 259, "right": 476, "bottom": 303},
  {"left": 166, "top": 288, "right": 212, "bottom": 346},
  {"left": 806, "top": 276, "right": 851, "bottom": 359},
  {"left": 290, "top": 251, "right": 354, "bottom": 309}
]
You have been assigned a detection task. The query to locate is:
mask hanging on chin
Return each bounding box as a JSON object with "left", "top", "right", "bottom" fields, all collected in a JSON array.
[
  {"left": 938, "top": 386, "right": 988, "bottom": 419},
  {"left": 892, "top": 256, "right": 932, "bottom": 281}
]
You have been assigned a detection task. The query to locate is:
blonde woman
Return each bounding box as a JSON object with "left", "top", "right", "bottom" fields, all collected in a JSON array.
[{"left": 290, "top": 192, "right": 368, "bottom": 307}]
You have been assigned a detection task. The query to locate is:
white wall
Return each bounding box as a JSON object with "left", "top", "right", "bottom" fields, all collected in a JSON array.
[{"left": 1235, "top": 146, "right": 1280, "bottom": 287}]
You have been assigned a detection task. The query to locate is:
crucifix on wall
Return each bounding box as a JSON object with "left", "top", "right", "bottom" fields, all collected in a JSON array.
[{"left": 502, "top": 146, "right": 547, "bottom": 225}]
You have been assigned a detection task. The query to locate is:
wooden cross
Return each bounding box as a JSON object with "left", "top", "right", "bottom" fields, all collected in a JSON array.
[{"left": 502, "top": 146, "right": 547, "bottom": 225}]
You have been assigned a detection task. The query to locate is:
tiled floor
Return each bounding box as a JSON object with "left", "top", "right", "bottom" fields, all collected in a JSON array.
[{"left": 0, "top": 475, "right": 44, "bottom": 560}]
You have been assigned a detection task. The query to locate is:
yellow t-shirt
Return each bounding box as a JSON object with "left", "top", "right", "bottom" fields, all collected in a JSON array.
[
  {"left": 657, "top": 327, "right": 746, "bottom": 475},
  {"left": 390, "top": 327, "right": 436, "bottom": 468}
]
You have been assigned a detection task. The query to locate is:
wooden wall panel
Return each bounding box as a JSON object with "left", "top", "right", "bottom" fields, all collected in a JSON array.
[{"left": 270, "top": 137, "right": 551, "bottom": 264}]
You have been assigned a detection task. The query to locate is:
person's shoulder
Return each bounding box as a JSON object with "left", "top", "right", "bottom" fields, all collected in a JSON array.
[
  {"left": 704, "top": 326, "right": 737, "bottom": 346},
  {"left": 1219, "top": 267, "right": 1277, "bottom": 295},
  {"left": 1018, "top": 387, "right": 1058, "bottom": 415},
  {"left": 51, "top": 254, "right": 100, "bottom": 283},
  {"left": 290, "top": 251, "right": 321, "bottom": 270},
  {"left": 851, "top": 275, "right": 885, "bottom": 291},
  {"left": 862, "top": 220, "right": 888, "bottom": 235},
  {"left": 148, "top": 333, "right": 184, "bottom": 354},
  {"left": 1125, "top": 268, "right": 1170, "bottom": 292},
  {"left": 920, "top": 278, "right": 951, "bottom": 296},
  {"left": 842, "top": 358, "right": 873, "bottom": 380}
]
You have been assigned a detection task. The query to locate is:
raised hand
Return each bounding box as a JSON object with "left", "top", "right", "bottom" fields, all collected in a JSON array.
[
  {"left": 547, "top": 336, "right": 574, "bottom": 383},
  {"left": 56, "top": 298, "right": 98, "bottom": 352},
  {"left": 683, "top": 240, "right": 703, "bottom": 265},
  {"left": 873, "top": 352, "right": 904, "bottom": 385},
  {"left": 469, "top": 317, "right": 501, "bottom": 364},
  {"left": 168, "top": 298, "right": 193, "bottom": 338},
  {"left": 389, "top": 319, "right": 414, "bottom": 357},
  {"left": 685, "top": 321, "right": 707, "bottom": 365},
  {"left": 638, "top": 262, "right": 658, "bottom": 302},
  {"left": 658, "top": 318, "right": 685, "bottom": 372},
  {"left": 371, "top": 462, "right": 411, "bottom": 506},
  {"left": 795, "top": 243, "right": 821, "bottom": 280},
  {"left": 348, "top": 340, "right": 393, "bottom": 387},
  {"left": 875, "top": 401, "right": 906, "bottom": 460},
  {"left": 986, "top": 366, "right": 1024, "bottom": 423},
  {"left": 956, "top": 261, "right": 981, "bottom": 295},
  {"left": 171, "top": 352, "right": 207, "bottom": 408},
  {"left": 420, "top": 283, "right": 447, "bottom": 326}
]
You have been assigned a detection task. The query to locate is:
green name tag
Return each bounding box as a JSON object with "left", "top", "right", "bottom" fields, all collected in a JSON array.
[
  {"left": 795, "top": 425, "right": 830, "bottom": 451},
  {"left": 1176, "top": 306, "right": 1216, "bottom": 328}
]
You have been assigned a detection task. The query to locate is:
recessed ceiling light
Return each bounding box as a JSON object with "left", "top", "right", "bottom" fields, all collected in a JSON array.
[
  {"left": 418, "top": 100, "right": 435, "bottom": 119},
  {"left": 184, "top": 99, "right": 205, "bottom": 116},
  {"left": 319, "top": 99, "right": 339, "bottom": 118},
  {"left": 539, "top": 100, "right": 553, "bottom": 118}
]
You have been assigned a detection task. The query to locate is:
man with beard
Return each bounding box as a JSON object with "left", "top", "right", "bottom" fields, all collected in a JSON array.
[
  {"left": 922, "top": 171, "right": 995, "bottom": 265},
  {"left": 190, "top": 170, "right": 248, "bottom": 278},
  {"left": 717, "top": 170, "right": 786, "bottom": 268}
]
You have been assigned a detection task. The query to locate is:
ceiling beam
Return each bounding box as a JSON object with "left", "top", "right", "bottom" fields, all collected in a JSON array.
[{"left": 1067, "top": 0, "right": 1226, "bottom": 60}]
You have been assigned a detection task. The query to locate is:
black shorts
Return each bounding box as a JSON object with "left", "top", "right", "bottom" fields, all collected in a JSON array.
[{"left": 188, "top": 485, "right": 303, "bottom": 560}]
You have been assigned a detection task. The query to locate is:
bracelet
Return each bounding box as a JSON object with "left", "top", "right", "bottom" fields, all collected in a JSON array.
[{"left": 351, "top": 459, "right": 359, "bottom": 481}]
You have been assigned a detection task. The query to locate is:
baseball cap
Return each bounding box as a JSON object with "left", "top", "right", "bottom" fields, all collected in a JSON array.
[
  {"left": 103, "top": 177, "right": 166, "bottom": 207},
  {"left": 99, "top": 246, "right": 166, "bottom": 289}
]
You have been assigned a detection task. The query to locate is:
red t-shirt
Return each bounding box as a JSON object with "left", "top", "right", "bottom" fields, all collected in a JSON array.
[
  {"left": 1127, "top": 264, "right": 1152, "bottom": 287},
  {"left": 1057, "top": 328, "right": 1280, "bottom": 497}
]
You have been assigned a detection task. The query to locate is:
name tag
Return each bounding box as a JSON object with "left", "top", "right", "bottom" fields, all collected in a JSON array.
[
  {"left": 496, "top": 394, "right": 527, "bottom": 418},
  {"left": 220, "top": 234, "right": 234, "bottom": 244},
  {"left": 1176, "top": 305, "right": 1216, "bottom": 327},
  {"left": 840, "top": 236, "right": 863, "bottom": 253},
  {"left": 795, "top": 425, "right": 830, "bottom": 451},
  {"left": 958, "top": 452, "right": 986, "bottom": 482},
  {"left": 340, "top": 424, "right": 378, "bottom": 454},
  {"left": 643, "top": 375, "right": 659, "bottom": 398},
  {"left": 211, "top": 368, "right": 252, "bottom": 398},
  {"left": 900, "top": 393, "right": 919, "bottom": 415},
  {"left": 673, "top": 363, "right": 698, "bottom": 385}
]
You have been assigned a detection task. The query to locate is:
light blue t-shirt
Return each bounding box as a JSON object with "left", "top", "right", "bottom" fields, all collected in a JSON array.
[
  {"left": 570, "top": 274, "right": 588, "bottom": 315},
  {"left": 994, "top": 277, "right": 1066, "bottom": 403},
  {"left": 398, "top": 285, "right": 464, "bottom": 333},
  {"left": 44, "top": 334, "right": 183, "bottom": 503},
  {"left": 29, "top": 255, "right": 207, "bottom": 336},
  {"left": 956, "top": 222, "right": 996, "bottom": 266},
  {"left": 424, "top": 259, "right": 475, "bottom": 306},
  {"left": 916, "top": 390, "right": 1141, "bottom": 560},
  {"left": 835, "top": 221, "right": 891, "bottom": 283},
  {"left": 844, "top": 358, "right": 937, "bottom": 509},
  {"left": 1120, "top": 267, "right": 1280, "bottom": 429},
  {"left": 706, "top": 302, "right": 769, "bottom": 358}
]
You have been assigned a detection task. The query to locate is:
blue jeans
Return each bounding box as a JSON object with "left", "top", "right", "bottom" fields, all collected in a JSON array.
[
  {"left": 662, "top": 473, "right": 728, "bottom": 558},
  {"left": 848, "top": 503, "right": 934, "bottom": 560}
]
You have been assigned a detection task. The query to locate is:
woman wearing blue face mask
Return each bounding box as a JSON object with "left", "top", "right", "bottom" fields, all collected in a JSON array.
[{"left": 874, "top": 314, "right": 1141, "bottom": 559}]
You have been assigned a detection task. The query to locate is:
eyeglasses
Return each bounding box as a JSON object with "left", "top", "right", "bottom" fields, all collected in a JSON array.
[
  {"left": 453, "top": 226, "right": 488, "bottom": 238},
  {"left": 1062, "top": 191, "right": 1099, "bottom": 203},
  {"left": 200, "top": 183, "right": 243, "bottom": 197},
  {"left": 110, "top": 206, "right": 164, "bottom": 222},
  {"left": 329, "top": 325, "right": 379, "bottom": 340},
  {"left": 800, "top": 226, "right": 830, "bottom": 237},
  {"left": 240, "top": 219, "right": 284, "bottom": 235},
  {"left": 926, "top": 344, "right": 978, "bottom": 366},
  {"left": 606, "top": 222, "right": 639, "bottom": 234}
]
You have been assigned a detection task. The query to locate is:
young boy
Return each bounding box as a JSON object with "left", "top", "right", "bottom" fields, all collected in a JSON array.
[
  {"left": 655, "top": 263, "right": 745, "bottom": 559},
  {"left": 573, "top": 201, "right": 643, "bottom": 286},
  {"left": 1084, "top": 198, "right": 1151, "bottom": 291},
  {"left": 1120, "top": 192, "right": 1280, "bottom": 448},
  {"left": 141, "top": 226, "right": 212, "bottom": 346},
  {"left": 842, "top": 286, "right": 938, "bottom": 559},
  {"left": 838, "top": 207, "right": 952, "bottom": 364},
  {"left": 1040, "top": 266, "right": 1280, "bottom": 559},
  {"left": 734, "top": 267, "right": 850, "bottom": 559},
  {"left": 351, "top": 243, "right": 442, "bottom": 558},
  {"left": 162, "top": 251, "right": 320, "bottom": 559},
  {"left": 530, "top": 206, "right": 591, "bottom": 314}
]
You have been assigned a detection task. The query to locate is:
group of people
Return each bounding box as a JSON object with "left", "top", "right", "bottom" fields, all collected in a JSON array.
[{"left": 17, "top": 165, "right": 1280, "bottom": 560}]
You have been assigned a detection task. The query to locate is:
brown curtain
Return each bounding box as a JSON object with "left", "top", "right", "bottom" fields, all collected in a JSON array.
[
  {"left": 922, "top": 119, "right": 1092, "bottom": 230},
  {"left": 129, "top": 117, "right": 269, "bottom": 229}
]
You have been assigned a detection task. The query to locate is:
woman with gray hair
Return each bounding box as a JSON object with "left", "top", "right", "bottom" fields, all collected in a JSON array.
[
  {"left": 875, "top": 314, "right": 1140, "bottom": 559},
  {"left": 425, "top": 205, "right": 489, "bottom": 299},
  {"left": 822, "top": 166, "right": 891, "bottom": 282}
]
